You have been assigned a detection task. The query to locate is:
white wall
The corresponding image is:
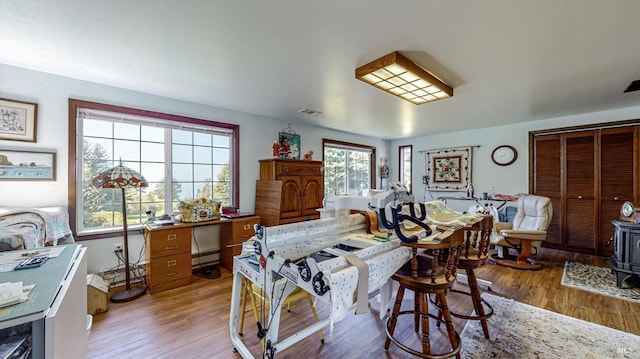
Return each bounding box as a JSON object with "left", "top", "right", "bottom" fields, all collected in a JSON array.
[
  {"left": 0, "top": 64, "right": 389, "bottom": 273},
  {"left": 3, "top": 63, "right": 639, "bottom": 272},
  {"left": 391, "top": 106, "right": 640, "bottom": 212}
]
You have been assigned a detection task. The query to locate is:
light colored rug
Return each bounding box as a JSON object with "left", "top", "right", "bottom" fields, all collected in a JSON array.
[
  {"left": 561, "top": 261, "right": 640, "bottom": 303},
  {"left": 460, "top": 293, "right": 640, "bottom": 359}
]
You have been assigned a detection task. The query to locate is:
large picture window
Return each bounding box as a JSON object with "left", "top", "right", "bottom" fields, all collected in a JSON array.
[
  {"left": 323, "top": 139, "right": 376, "bottom": 196},
  {"left": 68, "top": 99, "right": 239, "bottom": 238}
]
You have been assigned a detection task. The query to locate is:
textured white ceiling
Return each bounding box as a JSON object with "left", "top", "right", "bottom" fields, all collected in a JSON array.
[{"left": 1, "top": 0, "right": 639, "bottom": 139}]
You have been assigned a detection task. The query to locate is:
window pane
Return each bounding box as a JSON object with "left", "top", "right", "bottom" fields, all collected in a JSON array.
[
  {"left": 114, "top": 123, "right": 140, "bottom": 140},
  {"left": 172, "top": 144, "right": 192, "bottom": 163},
  {"left": 141, "top": 162, "right": 165, "bottom": 182},
  {"left": 144, "top": 182, "right": 165, "bottom": 202},
  {"left": 213, "top": 135, "right": 229, "bottom": 147},
  {"left": 141, "top": 142, "right": 164, "bottom": 162},
  {"left": 213, "top": 147, "right": 229, "bottom": 163},
  {"left": 172, "top": 129, "right": 192, "bottom": 145},
  {"left": 173, "top": 163, "right": 193, "bottom": 181},
  {"left": 84, "top": 119, "right": 112, "bottom": 138},
  {"left": 114, "top": 140, "right": 140, "bottom": 161},
  {"left": 175, "top": 182, "right": 195, "bottom": 201},
  {"left": 194, "top": 132, "right": 211, "bottom": 146},
  {"left": 141, "top": 126, "right": 164, "bottom": 142},
  {"left": 194, "top": 164, "right": 213, "bottom": 182},
  {"left": 84, "top": 138, "right": 113, "bottom": 161},
  {"left": 194, "top": 146, "right": 212, "bottom": 163}
]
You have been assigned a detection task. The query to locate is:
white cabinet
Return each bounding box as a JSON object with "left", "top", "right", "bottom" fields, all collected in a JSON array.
[{"left": 0, "top": 244, "right": 88, "bottom": 358}]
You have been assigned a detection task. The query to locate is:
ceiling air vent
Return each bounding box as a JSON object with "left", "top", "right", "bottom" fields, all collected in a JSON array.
[
  {"left": 624, "top": 80, "right": 640, "bottom": 93},
  {"left": 298, "top": 108, "right": 323, "bottom": 116}
]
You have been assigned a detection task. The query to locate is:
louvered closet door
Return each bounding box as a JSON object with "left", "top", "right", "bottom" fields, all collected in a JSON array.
[
  {"left": 599, "top": 127, "right": 636, "bottom": 256},
  {"left": 533, "top": 134, "right": 562, "bottom": 248},
  {"left": 565, "top": 131, "right": 597, "bottom": 252}
]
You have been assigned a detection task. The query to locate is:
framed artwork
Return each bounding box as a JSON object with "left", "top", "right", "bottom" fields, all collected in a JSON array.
[
  {"left": 0, "top": 149, "right": 56, "bottom": 181},
  {"left": 424, "top": 146, "right": 472, "bottom": 191},
  {"left": 278, "top": 131, "right": 300, "bottom": 160},
  {"left": 0, "top": 98, "right": 38, "bottom": 142}
]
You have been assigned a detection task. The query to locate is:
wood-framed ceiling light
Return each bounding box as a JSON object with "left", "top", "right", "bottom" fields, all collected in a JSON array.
[{"left": 355, "top": 51, "right": 453, "bottom": 105}]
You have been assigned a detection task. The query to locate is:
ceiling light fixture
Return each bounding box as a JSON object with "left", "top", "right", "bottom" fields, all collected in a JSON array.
[{"left": 355, "top": 51, "right": 453, "bottom": 105}]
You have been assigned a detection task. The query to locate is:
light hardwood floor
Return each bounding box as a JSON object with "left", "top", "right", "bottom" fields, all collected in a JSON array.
[{"left": 86, "top": 248, "right": 640, "bottom": 359}]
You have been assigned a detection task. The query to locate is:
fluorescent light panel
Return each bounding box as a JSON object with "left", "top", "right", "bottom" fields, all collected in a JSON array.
[{"left": 355, "top": 51, "right": 453, "bottom": 105}]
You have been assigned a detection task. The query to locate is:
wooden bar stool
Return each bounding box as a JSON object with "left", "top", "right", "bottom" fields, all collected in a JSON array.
[
  {"left": 439, "top": 215, "right": 494, "bottom": 339},
  {"left": 384, "top": 227, "right": 464, "bottom": 359}
]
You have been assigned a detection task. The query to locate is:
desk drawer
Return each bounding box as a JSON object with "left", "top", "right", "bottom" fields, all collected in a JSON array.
[
  {"left": 229, "top": 217, "right": 260, "bottom": 244},
  {"left": 147, "top": 252, "right": 191, "bottom": 286},
  {"left": 147, "top": 227, "right": 191, "bottom": 258},
  {"left": 275, "top": 161, "right": 322, "bottom": 177}
]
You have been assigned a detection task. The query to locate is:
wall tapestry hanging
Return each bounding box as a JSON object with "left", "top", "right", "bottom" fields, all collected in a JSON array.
[
  {"left": 277, "top": 123, "right": 300, "bottom": 160},
  {"left": 424, "top": 146, "right": 472, "bottom": 191}
]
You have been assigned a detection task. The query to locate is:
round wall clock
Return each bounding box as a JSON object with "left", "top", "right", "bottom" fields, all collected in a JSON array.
[{"left": 491, "top": 145, "right": 518, "bottom": 166}]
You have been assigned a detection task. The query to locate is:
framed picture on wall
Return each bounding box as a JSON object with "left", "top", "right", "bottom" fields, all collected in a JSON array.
[
  {"left": 0, "top": 98, "right": 38, "bottom": 142},
  {"left": 278, "top": 131, "right": 300, "bottom": 160},
  {"left": 0, "top": 149, "right": 56, "bottom": 181}
]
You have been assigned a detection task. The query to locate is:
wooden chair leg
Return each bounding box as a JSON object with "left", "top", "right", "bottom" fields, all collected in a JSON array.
[
  {"left": 466, "top": 268, "right": 489, "bottom": 339},
  {"left": 414, "top": 291, "right": 420, "bottom": 332},
  {"left": 385, "top": 286, "right": 405, "bottom": 350},
  {"left": 435, "top": 294, "right": 443, "bottom": 328},
  {"left": 419, "top": 292, "right": 431, "bottom": 355},
  {"left": 238, "top": 279, "right": 250, "bottom": 335},
  {"left": 305, "top": 294, "right": 325, "bottom": 343},
  {"left": 437, "top": 292, "right": 460, "bottom": 359},
  {"left": 249, "top": 285, "right": 261, "bottom": 324}
]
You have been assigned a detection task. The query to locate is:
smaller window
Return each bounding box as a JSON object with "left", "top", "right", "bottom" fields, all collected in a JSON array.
[
  {"left": 323, "top": 139, "right": 376, "bottom": 195},
  {"left": 399, "top": 145, "right": 412, "bottom": 192}
]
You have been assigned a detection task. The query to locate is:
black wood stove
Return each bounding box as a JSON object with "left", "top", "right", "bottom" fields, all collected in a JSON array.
[{"left": 606, "top": 220, "right": 640, "bottom": 288}]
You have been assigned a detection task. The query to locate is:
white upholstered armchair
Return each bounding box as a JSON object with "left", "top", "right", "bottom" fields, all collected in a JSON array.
[{"left": 490, "top": 195, "right": 553, "bottom": 270}]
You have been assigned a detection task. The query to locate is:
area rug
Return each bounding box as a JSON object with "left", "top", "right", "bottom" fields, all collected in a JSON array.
[
  {"left": 561, "top": 261, "right": 640, "bottom": 303},
  {"left": 460, "top": 293, "right": 639, "bottom": 359}
]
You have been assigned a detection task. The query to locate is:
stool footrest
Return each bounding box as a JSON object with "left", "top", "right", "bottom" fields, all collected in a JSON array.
[
  {"left": 385, "top": 311, "right": 461, "bottom": 359},
  {"left": 430, "top": 290, "right": 495, "bottom": 321}
]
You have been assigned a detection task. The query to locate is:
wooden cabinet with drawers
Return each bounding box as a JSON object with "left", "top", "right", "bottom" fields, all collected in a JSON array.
[
  {"left": 144, "top": 226, "right": 192, "bottom": 293},
  {"left": 220, "top": 215, "right": 260, "bottom": 272},
  {"left": 255, "top": 158, "right": 323, "bottom": 226}
]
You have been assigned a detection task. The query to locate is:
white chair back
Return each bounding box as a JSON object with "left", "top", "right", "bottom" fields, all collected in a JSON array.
[{"left": 512, "top": 195, "right": 553, "bottom": 232}]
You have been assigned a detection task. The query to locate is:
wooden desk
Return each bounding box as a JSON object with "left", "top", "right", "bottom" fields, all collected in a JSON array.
[{"left": 143, "top": 216, "right": 260, "bottom": 293}]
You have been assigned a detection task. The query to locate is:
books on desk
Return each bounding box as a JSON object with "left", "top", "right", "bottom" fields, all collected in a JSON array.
[
  {"left": 149, "top": 219, "right": 174, "bottom": 226},
  {"left": 222, "top": 212, "right": 254, "bottom": 219}
]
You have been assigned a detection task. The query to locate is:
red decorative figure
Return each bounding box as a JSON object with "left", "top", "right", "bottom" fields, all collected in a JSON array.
[{"left": 303, "top": 150, "right": 313, "bottom": 160}]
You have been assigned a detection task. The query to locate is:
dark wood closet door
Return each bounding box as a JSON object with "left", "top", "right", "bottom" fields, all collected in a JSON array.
[
  {"left": 565, "top": 131, "right": 597, "bottom": 252},
  {"left": 532, "top": 134, "right": 562, "bottom": 248},
  {"left": 531, "top": 120, "right": 639, "bottom": 255},
  {"left": 599, "top": 128, "right": 636, "bottom": 256}
]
